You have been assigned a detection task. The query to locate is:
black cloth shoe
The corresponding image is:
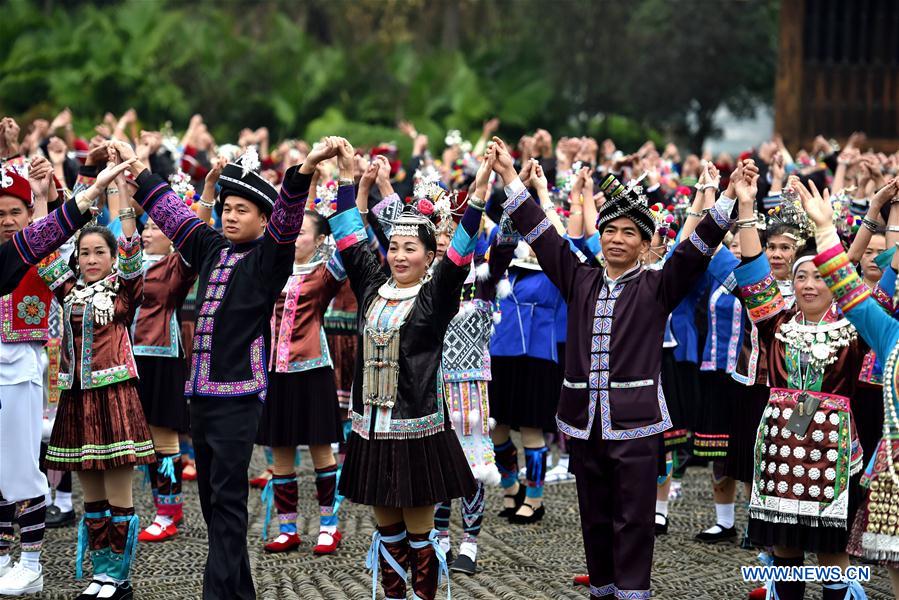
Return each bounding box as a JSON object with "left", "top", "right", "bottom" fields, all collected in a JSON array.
[
  {"left": 451, "top": 553, "right": 477, "bottom": 575},
  {"left": 497, "top": 484, "right": 526, "bottom": 519},
  {"left": 509, "top": 502, "right": 545, "bottom": 525},
  {"left": 97, "top": 582, "right": 133, "bottom": 600},
  {"left": 694, "top": 524, "right": 737, "bottom": 543},
  {"left": 654, "top": 513, "right": 668, "bottom": 536},
  {"left": 73, "top": 580, "right": 104, "bottom": 600},
  {"left": 46, "top": 505, "right": 76, "bottom": 528}
]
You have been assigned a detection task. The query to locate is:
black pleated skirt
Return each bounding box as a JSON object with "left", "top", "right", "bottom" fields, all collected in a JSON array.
[
  {"left": 660, "top": 349, "right": 692, "bottom": 450},
  {"left": 338, "top": 429, "right": 477, "bottom": 507},
  {"left": 693, "top": 370, "right": 738, "bottom": 459},
  {"left": 723, "top": 383, "right": 768, "bottom": 482},
  {"left": 489, "top": 355, "right": 561, "bottom": 432},
  {"left": 135, "top": 355, "right": 190, "bottom": 433},
  {"left": 256, "top": 367, "right": 343, "bottom": 447}
]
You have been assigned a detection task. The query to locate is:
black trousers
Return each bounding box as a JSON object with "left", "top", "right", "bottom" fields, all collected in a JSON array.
[
  {"left": 191, "top": 395, "right": 262, "bottom": 600},
  {"left": 568, "top": 422, "right": 659, "bottom": 600}
]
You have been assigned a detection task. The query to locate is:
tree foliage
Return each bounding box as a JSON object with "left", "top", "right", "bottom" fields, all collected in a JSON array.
[{"left": 0, "top": 0, "right": 777, "bottom": 152}]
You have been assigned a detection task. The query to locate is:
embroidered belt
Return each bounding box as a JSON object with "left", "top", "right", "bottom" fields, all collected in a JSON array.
[
  {"left": 609, "top": 379, "right": 654, "bottom": 389},
  {"left": 562, "top": 379, "right": 587, "bottom": 389}
]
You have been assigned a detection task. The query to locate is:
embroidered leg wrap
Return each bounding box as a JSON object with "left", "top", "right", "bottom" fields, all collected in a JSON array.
[
  {"left": 768, "top": 555, "right": 806, "bottom": 600},
  {"left": 77, "top": 500, "right": 111, "bottom": 579},
  {"left": 408, "top": 530, "right": 450, "bottom": 600},
  {"left": 107, "top": 505, "right": 139, "bottom": 581},
  {"left": 16, "top": 496, "right": 46, "bottom": 553},
  {"left": 524, "top": 446, "right": 549, "bottom": 499},
  {"left": 261, "top": 475, "right": 298, "bottom": 538},
  {"left": 494, "top": 439, "right": 519, "bottom": 489},
  {"left": 460, "top": 481, "right": 486, "bottom": 544},
  {"left": 155, "top": 453, "right": 183, "bottom": 518},
  {"left": 0, "top": 495, "right": 14, "bottom": 557},
  {"left": 315, "top": 465, "right": 339, "bottom": 528},
  {"left": 365, "top": 522, "right": 408, "bottom": 600},
  {"left": 822, "top": 580, "right": 866, "bottom": 600},
  {"left": 434, "top": 501, "right": 451, "bottom": 533}
]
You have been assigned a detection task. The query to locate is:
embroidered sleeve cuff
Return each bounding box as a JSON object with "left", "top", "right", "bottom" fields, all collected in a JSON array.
[
  {"left": 711, "top": 194, "right": 735, "bottom": 228},
  {"left": 117, "top": 232, "right": 143, "bottom": 279},
  {"left": 504, "top": 177, "right": 526, "bottom": 199},
  {"left": 329, "top": 207, "right": 367, "bottom": 251},
  {"left": 447, "top": 212, "right": 478, "bottom": 267},
  {"left": 814, "top": 244, "right": 871, "bottom": 312},
  {"left": 734, "top": 254, "right": 785, "bottom": 322},
  {"left": 36, "top": 251, "right": 73, "bottom": 290}
]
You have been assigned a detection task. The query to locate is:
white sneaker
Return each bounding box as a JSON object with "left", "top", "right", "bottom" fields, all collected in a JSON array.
[
  {"left": 0, "top": 560, "right": 11, "bottom": 578},
  {"left": 0, "top": 561, "right": 44, "bottom": 595}
]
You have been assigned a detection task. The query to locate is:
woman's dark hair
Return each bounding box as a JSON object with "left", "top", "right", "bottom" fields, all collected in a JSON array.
[
  {"left": 417, "top": 224, "right": 437, "bottom": 255},
  {"left": 77, "top": 225, "right": 118, "bottom": 256},
  {"left": 303, "top": 210, "right": 330, "bottom": 237}
]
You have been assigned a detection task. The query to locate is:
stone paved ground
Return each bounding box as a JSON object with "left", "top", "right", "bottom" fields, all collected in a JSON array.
[{"left": 35, "top": 449, "right": 895, "bottom": 599}]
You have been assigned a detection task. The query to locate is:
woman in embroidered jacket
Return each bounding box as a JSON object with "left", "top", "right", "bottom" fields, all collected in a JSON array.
[
  {"left": 133, "top": 216, "right": 197, "bottom": 544},
  {"left": 257, "top": 210, "right": 347, "bottom": 556},
  {"left": 327, "top": 138, "right": 480, "bottom": 600},
  {"left": 733, "top": 173, "right": 869, "bottom": 600},
  {"left": 802, "top": 176, "right": 899, "bottom": 598},
  {"left": 39, "top": 157, "right": 152, "bottom": 600}
]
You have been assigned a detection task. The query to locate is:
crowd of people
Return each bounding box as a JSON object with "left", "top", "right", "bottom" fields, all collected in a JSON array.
[{"left": 0, "top": 107, "right": 898, "bottom": 600}]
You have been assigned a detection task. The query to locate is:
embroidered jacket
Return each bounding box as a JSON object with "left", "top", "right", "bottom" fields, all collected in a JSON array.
[
  {"left": 132, "top": 253, "right": 196, "bottom": 357},
  {"left": 699, "top": 249, "right": 742, "bottom": 372},
  {"left": 328, "top": 184, "right": 481, "bottom": 440},
  {"left": 489, "top": 267, "right": 564, "bottom": 362},
  {"left": 38, "top": 234, "right": 144, "bottom": 390},
  {"left": 132, "top": 166, "right": 311, "bottom": 400},
  {"left": 269, "top": 255, "right": 346, "bottom": 374},
  {"left": 501, "top": 178, "right": 734, "bottom": 441}
]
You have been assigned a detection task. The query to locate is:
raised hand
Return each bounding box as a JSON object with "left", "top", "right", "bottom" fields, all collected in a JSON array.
[
  {"left": 871, "top": 178, "right": 899, "bottom": 212},
  {"left": 488, "top": 136, "right": 516, "bottom": 184},
  {"left": 205, "top": 156, "right": 228, "bottom": 189},
  {"left": 301, "top": 137, "right": 339, "bottom": 174},
  {"left": 793, "top": 177, "right": 832, "bottom": 229},
  {"left": 95, "top": 158, "right": 137, "bottom": 190},
  {"left": 482, "top": 118, "right": 500, "bottom": 138},
  {"left": 28, "top": 155, "right": 55, "bottom": 202},
  {"left": 733, "top": 160, "right": 758, "bottom": 207},
  {"left": 336, "top": 138, "right": 355, "bottom": 179},
  {"left": 359, "top": 161, "right": 379, "bottom": 190}
]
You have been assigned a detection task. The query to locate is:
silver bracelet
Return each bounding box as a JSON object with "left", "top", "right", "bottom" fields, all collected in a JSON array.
[
  {"left": 106, "top": 187, "right": 119, "bottom": 195},
  {"left": 887, "top": 225, "right": 899, "bottom": 233},
  {"left": 198, "top": 199, "right": 215, "bottom": 209},
  {"left": 338, "top": 178, "right": 354, "bottom": 187},
  {"left": 468, "top": 195, "right": 486, "bottom": 211}
]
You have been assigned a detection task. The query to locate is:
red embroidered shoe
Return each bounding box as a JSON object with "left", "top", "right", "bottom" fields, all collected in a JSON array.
[
  {"left": 573, "top": 574, "right": 590, "bottom": 587},
  {"left": 181, "top": 462, "right": 197, "bottom": 481},
  {"left": 264, "top": 533, "right": 301, "bottom": 553},
  {"left": 138, "top": 521, "right": 178, "bottom": 542},
  {"left": 747, "top": 586, "right": 767, "bottom": 600},
  {"left": 313, "top": 530, "right": 342, "bottom": 555},
  {"left": 249, "top": 469, "right": 273, "bottom": 489}
]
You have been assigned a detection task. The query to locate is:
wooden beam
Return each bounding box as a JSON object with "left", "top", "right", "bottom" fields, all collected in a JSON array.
[{"left": 775, "top": 0, "right": 806, "bottom": 152}]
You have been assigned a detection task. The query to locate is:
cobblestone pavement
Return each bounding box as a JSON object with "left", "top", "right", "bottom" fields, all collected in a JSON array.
[{"left": 34, "top": 450, "right": 895, "bottom": 599}]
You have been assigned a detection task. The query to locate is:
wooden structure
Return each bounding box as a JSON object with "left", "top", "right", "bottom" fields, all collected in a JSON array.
[{"left": 775, "top": 0, "right": 899, "bottom": 152}]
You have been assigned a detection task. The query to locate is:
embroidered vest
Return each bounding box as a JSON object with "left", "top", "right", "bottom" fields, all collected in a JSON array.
[{"left": 0, "top": 266, "right": 52, "bottom": 343}]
